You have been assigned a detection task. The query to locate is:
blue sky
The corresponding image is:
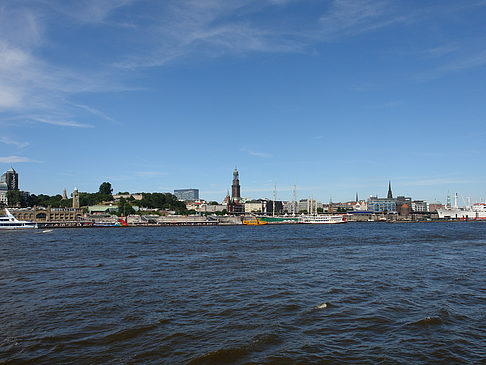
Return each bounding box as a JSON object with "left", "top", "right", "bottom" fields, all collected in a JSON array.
[{"left": 1, "top": 0, "right": 486, "bottom": 203}]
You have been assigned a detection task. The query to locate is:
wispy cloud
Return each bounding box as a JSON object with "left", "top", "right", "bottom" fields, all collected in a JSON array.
[
  {"left": 318, "top": 0, "right": 404, "bottom": 39},
  {"left": 0, "top": 137, "right": 29, "bottom": 149},
  {"left": 30, "top": 116, "right": 93, "bottom": 128},
  {"left": 42, "top": 0, "right": 138, "bottom": 24},
  {"left": 72, "top": 104, "right": 117, "bottom": 124},
  {"left": 241, "top": 148, "right": 272, "bottom": 158},
  {"left": 423, "top": 43, "right": 458, "bottom": 58},
  {"left": 0, "top": 5, "right": 130, "bottom": 129},
  {"left": 136, "top": 171, "right": 168, "bottom": 177},
  {"left": 441, "top": 49, "right": 486, "bottom": 72},
  {"left": 399, "top": 178, "right": 475, "bottom": 186},
  {"left": 416, "top": 48, "right": 486, "bottom": 80},
  {"left": 0, "top": 155, "right": 41, "bottom": 163}
]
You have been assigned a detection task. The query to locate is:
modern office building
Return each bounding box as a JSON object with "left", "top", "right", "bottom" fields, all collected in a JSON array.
[
  {"left": 368, "top": 197, "right": 396, "bottom": 213},
  {"left": 1, "top": 167, "right": 19, "bottom": 191},
  {"left": 174, "top": 189, "right": 199, "bottom": 201}
]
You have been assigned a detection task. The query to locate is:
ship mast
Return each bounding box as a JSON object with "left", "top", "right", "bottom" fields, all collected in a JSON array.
[
  {"left": 273, "top": 183, "right": 276, "bottom": 217},
  {"left": 292, "top": 183, "right": 296, "bottom": 216}
]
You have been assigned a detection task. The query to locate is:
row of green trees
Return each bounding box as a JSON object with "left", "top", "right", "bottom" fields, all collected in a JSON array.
[
  {"left": 6, "top": 182, "right": 189, "bottom": 215},
  {"left": 115, "top": 192, "right": 188, "bottom": 215},
  {"left": 7, "top": 182, "right": 114, "bottom": 208}
]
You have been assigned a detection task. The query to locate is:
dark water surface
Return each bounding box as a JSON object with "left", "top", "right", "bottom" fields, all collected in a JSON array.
[{"left": 1, "top": 223, "right": 486, "bottom": 364}]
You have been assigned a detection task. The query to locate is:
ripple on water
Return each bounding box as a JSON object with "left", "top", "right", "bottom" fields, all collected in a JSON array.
[{"left": 2, "top": 224, "right": 486, "bottom": 363}]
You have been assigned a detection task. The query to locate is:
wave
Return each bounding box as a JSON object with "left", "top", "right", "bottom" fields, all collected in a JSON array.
[{"left": 187, "top": 333, "right": 281, "bottom": 364}]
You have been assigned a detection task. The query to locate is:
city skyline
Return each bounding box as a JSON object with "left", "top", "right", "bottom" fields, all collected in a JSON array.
[{"left": 1, "top": 1, "right": 486, "bottom": 202}]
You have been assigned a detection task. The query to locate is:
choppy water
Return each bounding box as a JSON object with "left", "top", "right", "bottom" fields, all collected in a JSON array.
[{"left": 1, "top": 222, "right": 486, "bottom": 364}]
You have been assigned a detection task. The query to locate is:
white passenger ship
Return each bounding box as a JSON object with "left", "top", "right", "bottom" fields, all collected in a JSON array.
[
  {"left": 436, "top": 193, "right": 486, "bottom": 220},
  {"left": 436, "top": 203, "right": 486, "bottom": 220},
  {"left": 0, "top": 208, "right": 38, "bottom": 230},
  {"left": 298, "top": 214, "right": 347, "bottom": 224}
]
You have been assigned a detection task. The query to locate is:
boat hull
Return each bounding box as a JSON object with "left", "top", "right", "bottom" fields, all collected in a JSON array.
[
  {"left": 0, "top": 208, "right": 38, "bottom": 230},
  {"left": 437, "top": 204, "right": 486, "bottom": 220},
  {"left": 298, "top": 215, "right": 347, "bottom": 224}
]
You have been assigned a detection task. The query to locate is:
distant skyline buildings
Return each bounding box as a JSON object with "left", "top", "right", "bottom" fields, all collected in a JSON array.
[
  {"left": 1, "top": 1, "right": 486, "bottom": 203},
  {"left": 1, "top": 163, "right": 484, "bottom": 210},
  {"left": 1, "top": 167, "right": 19, "bottom": 191},
  {"left": 174, "top": 189, "right": 199, "bottom": 201}
]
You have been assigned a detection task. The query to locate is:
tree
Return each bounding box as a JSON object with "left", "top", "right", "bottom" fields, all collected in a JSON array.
[
  {"left": 99, "top": 182, "right": 113, "bottom": 196},
  {"left": 117, "top": 197, "right": 135, "bottom": 216},
  {"left": 7, "top": 190, "right": 24, "bottom": 207}
]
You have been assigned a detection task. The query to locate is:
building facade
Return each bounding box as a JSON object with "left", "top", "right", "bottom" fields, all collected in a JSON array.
[
  {"left": 72, "top": 187, "right": 80, "bottom": 209},
  {"left": 245, "top": 200, "right": 265, "bottom": 214},
  {"left": 174, "top": 189, "right": 199, "bottom": 201},
  {"left": 0, "top": 182, "right": 8, "bottom": 206},
  {"left": 11, "top": 206, "right": 83, "bottom": 222},
  {"left": 395, "top": 196, "right": 412, "bottom": 215},
  {"left": 368, "top": 197, "right": 396, "bottom": 213},
  {"left": 1, "top": 167, "right": 19, "bottom": 191},
  {"left": 427, "top": 202, "right": 444, "bottom": 212},
  {"left": 412, "top": 200, "right": 428, "bottom": 212}
]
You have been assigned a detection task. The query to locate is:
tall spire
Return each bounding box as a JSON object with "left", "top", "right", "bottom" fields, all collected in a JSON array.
[
  {"left": 231, "top": 168, "right": 240, "bottom": 202},
  {"left": 387, "top": 180, "right": 393, "bottom": 199},
  {"left": 356, "top": 192, "right": 358, "bottom": 203}
]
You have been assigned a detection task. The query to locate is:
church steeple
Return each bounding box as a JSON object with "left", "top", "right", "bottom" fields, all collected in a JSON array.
[
  {"left": 387, "top": 180, "right": 393, "bottom": 199},
  {"left": 231, "top": 167, "right": 240, "bottom": 202}
]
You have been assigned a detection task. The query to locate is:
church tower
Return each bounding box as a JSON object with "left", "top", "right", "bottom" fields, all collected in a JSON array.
[
  {"left": 387, "top": 181, "right": 393, "bottom": 199},
  {"left": 231, "top": 167, "right": 241, "bottom": 202},
  {"left": 72, "top": 187, "right": 80, "bottom": 209}
]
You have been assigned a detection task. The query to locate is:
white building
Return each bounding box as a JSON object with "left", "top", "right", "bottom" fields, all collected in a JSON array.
[
  {"left": 0, "top": 182, "right": 8, "bottom": 206},
  {"left": 244, "top": 201, "right": 265, "bottom": 213},
  {"left": 412, "top": 200, "right": 428, "bottom": 212}
]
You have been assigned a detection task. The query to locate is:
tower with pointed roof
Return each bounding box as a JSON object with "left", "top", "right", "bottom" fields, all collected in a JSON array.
[
  {"left": 231, "top": 167, "right": 241, "bottom": 203},
  {"left": 387, "top": 181, "right": 393, "bottom": 199},
  {"left": 72, "top": 187, "right": 80, "bottom": 209}
]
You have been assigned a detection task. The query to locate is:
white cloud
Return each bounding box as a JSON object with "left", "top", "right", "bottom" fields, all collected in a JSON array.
[
  {"left": 0, "top": 137, "right": 29, "bottom": 149},
  {"left": 318, "top": 0, "right": 402, "bottom": 39},
  {"left": 31, "top": 117, "right": 93, "bottom": 128},
  {"left": 241, "top": 148, "right": 272, "bottom": 158},
  {"left": 136, "top": 171, "right": 168, "bottom": 177},
  {"left": 72, "top": 104, "right": 117, "bottom": 124},
  {"left": 0, "top": 155, "right": 40, "bottom": 163}
]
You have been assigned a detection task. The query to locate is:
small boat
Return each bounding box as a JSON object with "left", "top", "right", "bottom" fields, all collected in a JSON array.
[
  {"left": 298, "top": 214, "right": 347, "bottom": 224},
  {"left": 0, "top": 208, "right": 38, "bottom": 230},
  {"left": 93, "top": 218, "right": 128, "bottom": 227},
  {"left": 242, "top": 217, "right": 268, "bottom": 225}
]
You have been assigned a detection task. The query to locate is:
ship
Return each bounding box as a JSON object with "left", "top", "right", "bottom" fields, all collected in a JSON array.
[
  {"left": 242, "top": 217, "right": 268, "bottom": 225},
  {"left": 0, "top": 208, "right": 38, "bottom": 230},
  {"left": 436, "top": 193, "right": 486, "bottom": 220},
  {"left": 298, "top": 214, "right": 347, "bottom": 224},
  {"left": 437, "top": 203, "right": 486, "bottom": 220}
]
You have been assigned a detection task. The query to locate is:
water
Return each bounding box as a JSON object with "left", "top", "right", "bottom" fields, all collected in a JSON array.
[{"left": 1, "top": 223, "right": 486, "bottom": 363}]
